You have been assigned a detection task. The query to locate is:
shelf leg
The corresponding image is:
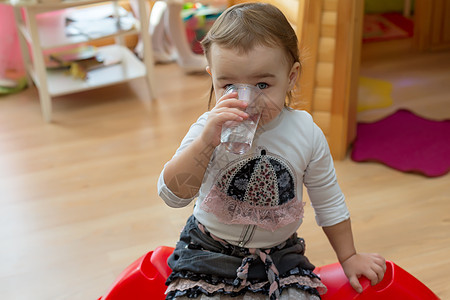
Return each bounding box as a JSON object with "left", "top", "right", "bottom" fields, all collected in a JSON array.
[
  {"left": 137, "top": 0, "right": 157, "bottom": 100},
  {"left": 113, "top": 0, "right": 126, "bottom": 47},
  {"left": 25, "top": 7, "right": 52, "bottom": 122}
]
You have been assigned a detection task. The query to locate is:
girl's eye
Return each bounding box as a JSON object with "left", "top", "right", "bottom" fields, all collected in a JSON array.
[{"left": 256, "top": 82, "right": 268, "bottom": 89}]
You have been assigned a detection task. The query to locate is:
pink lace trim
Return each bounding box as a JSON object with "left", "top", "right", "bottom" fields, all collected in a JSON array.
[
  {"left": 166, "top": 274, "right": 327, "bottom": 295},
  {"left": 200, "top": 185, "right": 305, "bottom": 231}
]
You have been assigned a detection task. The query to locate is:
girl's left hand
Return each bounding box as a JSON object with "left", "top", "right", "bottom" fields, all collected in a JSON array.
[{"left": 341, "top": 252, "right": 386, "bottom": 293}]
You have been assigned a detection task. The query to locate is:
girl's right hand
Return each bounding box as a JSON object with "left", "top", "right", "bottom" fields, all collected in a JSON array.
[{"left": 200, "top": 91, "right": 249, "bottom": 148}]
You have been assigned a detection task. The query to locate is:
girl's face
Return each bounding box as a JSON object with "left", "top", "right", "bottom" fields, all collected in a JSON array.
[{"left": 206, "top": 44, "right": 300, "bottom": 125}]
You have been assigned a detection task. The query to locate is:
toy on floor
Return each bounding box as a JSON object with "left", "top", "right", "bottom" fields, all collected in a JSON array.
[
  {"left": 98, "top": 246, "right": 440, "bottom": 300},
  {"left": 182, "top": 2, "right": 223, "bottom": 55}
]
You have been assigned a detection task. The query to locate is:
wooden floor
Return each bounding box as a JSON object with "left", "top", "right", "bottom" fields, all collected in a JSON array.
[{"left": 0, "top": 48, "right": 449, "bottom": 300}]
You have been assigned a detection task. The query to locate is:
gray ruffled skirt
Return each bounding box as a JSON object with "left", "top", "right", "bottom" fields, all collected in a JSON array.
[{"left": 165, "top": 215, "right": 326, "bottom": 299}]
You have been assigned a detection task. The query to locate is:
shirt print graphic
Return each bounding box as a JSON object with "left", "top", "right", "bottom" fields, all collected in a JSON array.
[{"left": 201, "top": 148, "right": 305, "bottom": 231}]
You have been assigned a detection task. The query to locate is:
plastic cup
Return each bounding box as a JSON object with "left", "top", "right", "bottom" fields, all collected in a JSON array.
[{"left": 220, "top": 84, "right": 262, "bottom": 154}]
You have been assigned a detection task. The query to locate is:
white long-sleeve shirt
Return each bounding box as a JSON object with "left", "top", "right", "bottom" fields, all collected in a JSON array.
[{"left": 158, "top": 108, "right": 349, "bottom": 248}]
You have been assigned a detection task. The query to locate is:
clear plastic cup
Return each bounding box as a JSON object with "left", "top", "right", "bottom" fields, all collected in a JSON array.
[{"left": 220, "top": 84, "right": 262, "bottom": 154}]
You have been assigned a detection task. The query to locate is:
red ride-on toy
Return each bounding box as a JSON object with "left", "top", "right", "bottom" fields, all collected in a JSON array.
[{"left": 99, "top": 246, "right": 440, "bottom": 300}]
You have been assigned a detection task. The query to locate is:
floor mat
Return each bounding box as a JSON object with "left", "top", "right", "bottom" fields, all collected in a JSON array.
[
  {"left": 351, "top": 109, "right": 450, "bottom": 177},
  {"left": 358, "top": 76, "right": 393, "bottom": 113},
  {"left": 363, "top": 12, "right": 414, "bottom": 43}
]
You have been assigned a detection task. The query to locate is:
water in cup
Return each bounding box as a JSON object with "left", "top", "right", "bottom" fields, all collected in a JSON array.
[
  {"left": 220, "top": 84, "right": 262, "bottom": 154},
  {"left": 221, "top": 113, "right": 260, "bottom": 154}
]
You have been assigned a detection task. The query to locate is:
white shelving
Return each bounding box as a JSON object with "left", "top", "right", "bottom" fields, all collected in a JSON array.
[
  {"left": 12, "top": 0, "right": 155, "bottom": 122},
  {"left": 31, "top": 6, "right": 140, "bottom": 49}
]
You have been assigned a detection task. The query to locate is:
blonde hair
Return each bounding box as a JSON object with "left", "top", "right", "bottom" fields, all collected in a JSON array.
[{"left": 201, "top": 2, "right": 301, "bottom": 108}]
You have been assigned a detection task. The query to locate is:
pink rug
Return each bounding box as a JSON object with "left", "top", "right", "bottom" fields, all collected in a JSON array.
[{"left": 351, "top": 109, "right": 450, "bottom": 177}]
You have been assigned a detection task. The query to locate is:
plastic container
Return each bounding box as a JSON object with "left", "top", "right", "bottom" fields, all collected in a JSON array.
[
  {"left": 98, "top": 247, "right": 173, "bottom": 300},
  {"left": 99, "top": 246, "right": 440, "bottom": 300}
]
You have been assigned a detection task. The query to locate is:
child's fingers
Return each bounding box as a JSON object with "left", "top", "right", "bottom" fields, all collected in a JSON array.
[
  {"left": 206, "top": 110, "right": 247, "bottom": 136},
  {"left": 360, "top": 264, "right": 383, "bottom": 287},
  {"left": 212, "top": 106, "right": 249, "bottom": 121},
  {"left": 370, "top": 253, "right": 385, "bottom": 262},
  {"left": 370, "top": 253, "right": 386, "bottom": 284},
  {"left": 349, "top": 275, "right": 363, "bottom": 293},
  {"left": 376, "top": 255, "right": 387, "bottom": 271},
  {"left": 215, "top": 99, "right": 248, "bottom": 112},
  {"left": 366, "top": 269, "right": 380, "bottom": 286},
  {"left": 373, "top": 262, "right": 385, "bottom": 284},
  {"left": 216, "top": 91, "right": 238, "bottom": 104},
  {"left": 215, "top": 110, "right": 244, "bottom": 122},
  {"left": 215, "top": 92, "right": 248, "bottom": 110}
]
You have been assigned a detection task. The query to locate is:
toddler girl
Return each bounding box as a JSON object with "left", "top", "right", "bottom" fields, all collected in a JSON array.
[{"left": 158, "top": 3, "right": 386, "bottom": 299}]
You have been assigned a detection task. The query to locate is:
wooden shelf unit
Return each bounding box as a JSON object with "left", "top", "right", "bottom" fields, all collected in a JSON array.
[{"left": 12, "top": 0, "right": 156, "bottom": 122}]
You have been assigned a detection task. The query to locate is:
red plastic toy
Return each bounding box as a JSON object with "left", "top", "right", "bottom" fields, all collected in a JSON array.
[{"left": 99, "top": 246, "right": 440, "bottom": 300}]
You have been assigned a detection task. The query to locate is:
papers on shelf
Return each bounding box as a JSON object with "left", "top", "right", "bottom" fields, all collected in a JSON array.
[
  {"left": 65, "top": 4, "right": 136, "bottom": 39},
  {"left": 47, "top": 45, "right": 122, "bottom": 80}
]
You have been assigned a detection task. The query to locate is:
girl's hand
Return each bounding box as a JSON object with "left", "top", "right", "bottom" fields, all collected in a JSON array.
[
  {"left": 341, "top": 253, "right": 386, "bottom": 293},
  {"left": 200, "top": 92, "right": 249, "bottom": 148}
]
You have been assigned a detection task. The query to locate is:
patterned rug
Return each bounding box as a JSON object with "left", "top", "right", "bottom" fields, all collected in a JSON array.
[
  {"left": 351, "top": 109, "right": 450, "bottom": 177},
  {"left": 363, "top": 12, "right": 414, "bottom": 43}
]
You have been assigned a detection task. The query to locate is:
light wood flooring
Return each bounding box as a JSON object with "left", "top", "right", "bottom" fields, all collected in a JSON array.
[{"left": 0, "top": 49, "right": 449, "bottom": 299}]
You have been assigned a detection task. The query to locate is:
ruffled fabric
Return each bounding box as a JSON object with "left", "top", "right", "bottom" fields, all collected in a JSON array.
[
  {"left": 166, "top": 272, "right": 325, "bottom": 299},
  {"left": 201, "top": 186, "right": 305, "bottom": 231},
  {"left": 173, "top": 288, "right": 321, "bottom": 300}
]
